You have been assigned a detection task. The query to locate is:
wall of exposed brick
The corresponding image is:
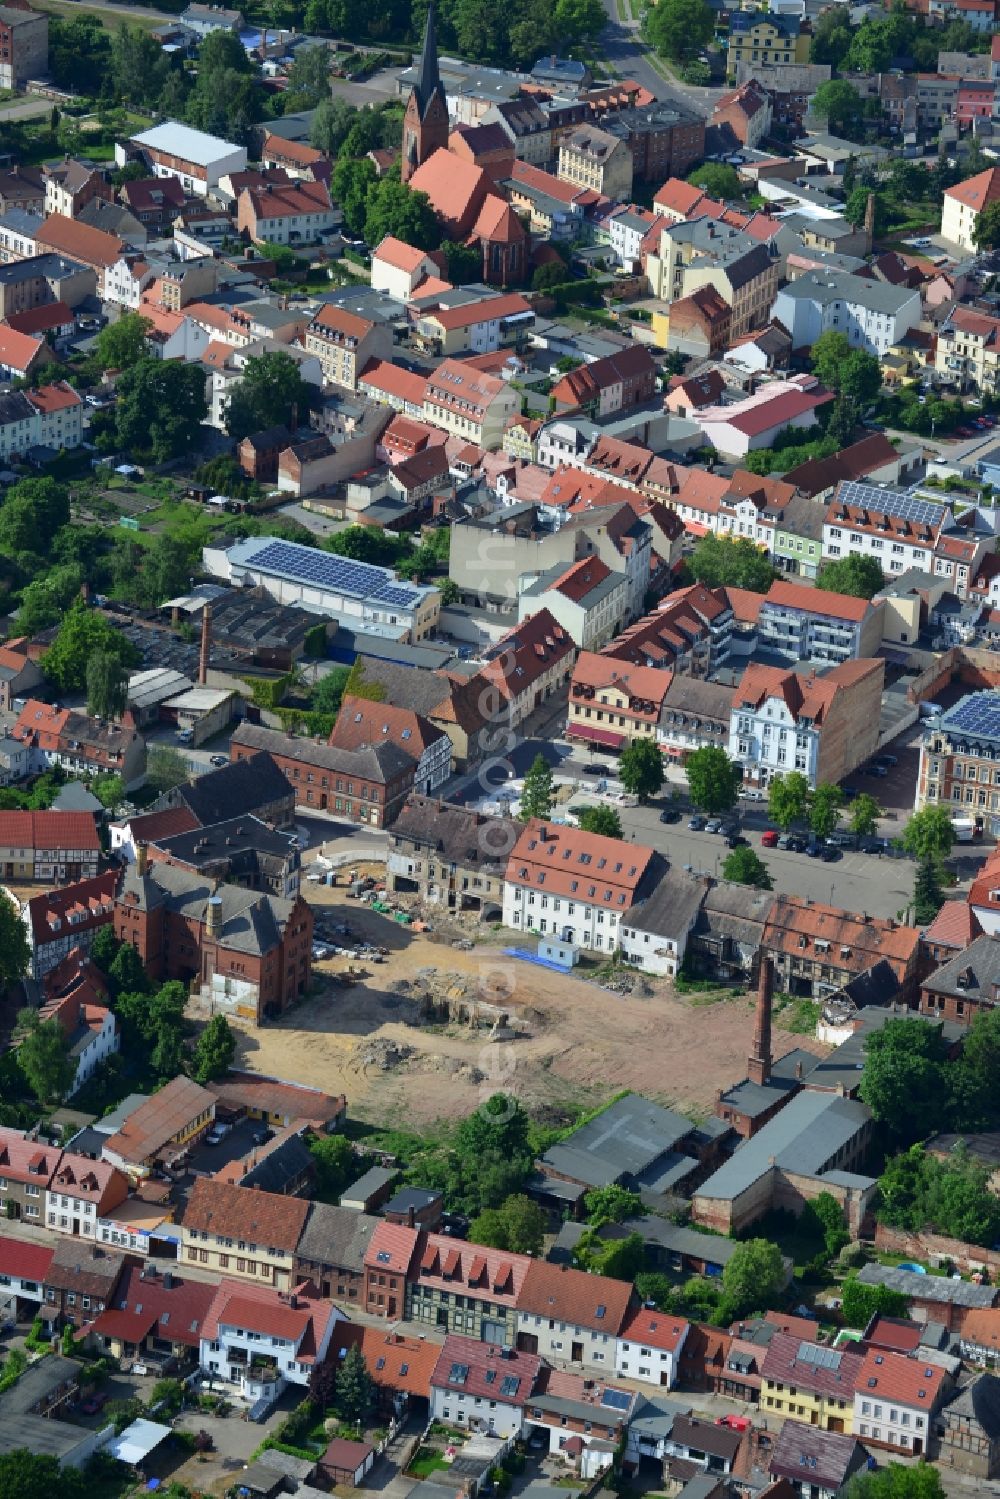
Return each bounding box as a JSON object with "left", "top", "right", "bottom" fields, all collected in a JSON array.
[{"left": 874, "top": 1222, "right": 1000, "bottom": 1275}]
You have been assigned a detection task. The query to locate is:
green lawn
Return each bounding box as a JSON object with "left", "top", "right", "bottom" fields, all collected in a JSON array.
[
  {"left": 32, "top": 0, "right": 162, "bottom": 30},
  {"left": 407, "top": 1448, "right": 451, "bottom": 1479}
]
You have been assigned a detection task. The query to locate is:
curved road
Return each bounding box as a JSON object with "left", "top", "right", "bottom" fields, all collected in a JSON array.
[{"left": 597, "top": 0, "right": 726, "bottom": 118}]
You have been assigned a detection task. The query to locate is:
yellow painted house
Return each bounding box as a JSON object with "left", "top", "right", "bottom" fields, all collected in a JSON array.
[
  {"left": 760, "top": 1332, "right": 865, "bottom": 1433},
  {"left": 727, "top": 14, "right": 809, "bottom": 75}
]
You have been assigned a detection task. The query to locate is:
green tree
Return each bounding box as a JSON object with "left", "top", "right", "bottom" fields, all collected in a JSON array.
[
  {"left": 841, "top": 1276, "right": 909, "bottom": 1328},
  {"left": 325, "top": 525, "right": 410, "bottom": 567},
  {"left": 0, "top": 477, "right": 70, "bottom": 554},
  {"left": 850, "top": 793, "right": 882, "bottom": 839},
  {"left": 810, "top": 1191, "right": 850, "bottom": 1258},
  {"left": 336, "top": 1344, "right": 373, "bottom": 1423},
  {"left": 16, "top": 1010, "right": 74, "bottom": 1105},
  {"left": 365, "top": 176, "right": 438, "bottom": 253},
  {"left": 191, "top": 1015, "right": 236, "bottom": 1083},
  {"left": 809, "top": 6, "right": 852, "bottom": 66},
  {"left": 844, "top": 185, "right": 886, "bottom": 236},
  {"left": 111, "top": 23, "right": 169, "bottom": 106},
  {"left": 89, "top": 774, "right": 124, "bottom": 810},
  {"left": 721, "top": 1238, "right": 785, "bottom": 1318},
  {"left": 469, "top": 1194, "right": 547, "bottom": 1254},
  {"left": 973, "top": 200, "right": 1000, "bottom": 252},
  {"left": 90, "top": 926, "right": 121, "bottom": 975},
  {"left": 332, "top": 156, "right": 378, "bottom": 238},
  {"left": 597, "top": 1231, "right": 646, "bottom": 1281},
  {"left": 225, "top": 351, "right": 314, "bottom": 441},
  {"left": 310, "top": 97, "right": 359, "bottom": 154},
  {"left": 146, "top": 745, "right": 190, "bottom": 796},
  {"left": 114, "top": 361, "right": 209, "bottom": 463},
  {"left": 810, "top": 331, "right": 881, "bottom": 405},
  {"left": 107, "top": 942, "right": 149, "bottom": 999},
  {"left": 553, "top": 0, "right": 606, "bottom": 44},
  {"left": 43, "top": 600, "right": 139, "bottom": 694},
  {"left": 687, "top": 163, "right": 740, "bottom": 200},
  {"left": 585, "top": 1185, "right": 641, "bottom": 1225},
  {"left": 635, "top": 1270, "right": 675, "bottom": 1309},
  {"left": 688, "top": 531, "right": 777, "bottom": 592},
  {"left": 619, "top": 737, "right": 665, "bottom": 802},
  {"left": 137, "top": 534, "right": 195, "bottom": 610},
  {"left": 644, "top": 0, "right": 713, "bottom": 61},
  {"left": 533, "top": 261, "right": 567, "bottom": 292},
  {"left": 309, "top": 1134, "right": 357, "bottom": 1201},
  {"left": 902, "top": 805, "right": 955, "bottom": 866},
  {"left": 151, "top": 1024, "right": 185, "bottom": 1082},
  {"left": 312, "top": 666, "right": 352, "bottom": 716},
  {"left": 576, "top": 805, "right": 623, "bottom": 838},
  {"left": 443, "top": 239, "right": 483, "bottom": 284},
  {"left": 94, "top": 313, "right": 152, "bottom": 371},
  {"left": 48, "top": 14, "right": 110, "bottom": 93},
  {"left": 810, "top": 79, "right": 864, "bottom": 134},
  {"left": 0, "top": 895, "right": 30, "bottom": 990},
  {"left": 284, "top": 42, "right": 332, "bottom": 105},
  {"left": 86, "top": 650, "right": 129, "bottom": 720},
  {"left": 520, "top": 753, "right": 554, "bottom": 821},
  {"left": 722, "top": 845, "right": 773, "bottom": 889},
  {"left": 913, "top": 854, "right": 945, "bottom": 925},
  {"left": 685, "top": 745, "right": 738, "bottom": 814},
  {"left": 809, "top": 783, "right": 843, "bottom": 840},
  {"left": 816, "top": 554, "right": 885, "bottom": 599},
  {"left": 859, "top": 1017, "right": 950, "bottom": 1144},
  {"left": 768, "top": 771, "right": 809, "bottom": 830}
]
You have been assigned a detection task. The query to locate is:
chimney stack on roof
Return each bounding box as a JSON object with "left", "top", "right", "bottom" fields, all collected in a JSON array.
[
  {"left": 199, "top": 604, "right": 211, "bottom": 687},
  {"left": 747, "top": 951, "right": 773, "bottom": 1089}
]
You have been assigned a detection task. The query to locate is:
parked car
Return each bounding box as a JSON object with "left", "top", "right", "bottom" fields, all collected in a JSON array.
[
  {"left": 741, "top": 788, "right": 766, "bottom": 803},
  {"left": 705, "top": 817, "right": 724, "bottom": 833},
  {"left": 826, "top": 831, "right": 857, "bottom": 849},
  {"left": 80, "top": 1394, "right": 107, "bottom": 1416},
  {"left": 205, "top": 1123, "right": 231, "bottom": 1146},
  {"left": 659, "top": 807, "right": 681, "bottom": 823},
  {"left": 726, "top": 834, "right": 748, "bottom": 848},
  {"left": 209, "top": 753, "right": 228, "bottom": 767},
  {"left": 688, "top": 815, "right": 707, "bottom": 831},
  {"left": 864, "top": 762, "right": 888, "bottom": 777},
  {"left": 786, "top": 835, "right": 808, "bottom": 852},
  {"left": 820, "top": 845, "right": 842, "bottom": 862},
  {"left": 876, "top": 753, "right": 899, "bottom": 767},
  {"left": 761, "top": 830, "right": 779, "bottom": 847},
  {"left": 776, "top": 834, "right": 794, "bottom": 850},
  {"left": 581, "top": 765, "right": 605, "bottom": 776},
  {"left": 251, "top": 1127, "right": 272, "bottom": 1147},
  {"left": 312, "top": 943, "right": 331, "bottom": 960},
  {"left": 806, "top": 842, "right": 824, "bottom": 857}
]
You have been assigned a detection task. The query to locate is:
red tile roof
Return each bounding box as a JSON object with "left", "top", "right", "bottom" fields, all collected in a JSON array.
[
  {"left": 373, "top": 235, "right": 432, "bottom": 272},
  {"left": 430, "top": 1333, "right": 542, "bottom": 1402},
  {"left": 856, "top": 1347, "right": 946, "bottom": 1410},
  {"left": 571, "top": 652, "right": 671, "bottom": 721},
  {"left": 364, "top": 1219, "right": 420, "bottom": 1275},
  {"left": 764, "top": 578, "right": 870, "bottom": 623},
  {"left": 426, "top": 293, "right": 531, "bottom": 331},
  {"left": 359, "top": 358, "right": 428, "bottom": 406},
  {"left": 518, "top": 1259, "right": 634, "bottom": 1333},
  {"left": 653, "top": 178, "right": 707, "bottom": 216},
  {"left": 0, "top": 810, "right": 99, "bottom": 852},
  {"left": 5, "top": 302, "right": 74, "bottom": 336},
  {"left": 414, "top": 1232, "right": 531, "bottom": 1307},
  {"left": 28, "top": 379, "right": 81, "bottom": 413},
  {"left": 126, "top": 807, "right": 201, "bottom": 842},
  {"left": 0, "top": 1128, "right": 60, "bottom": 1187},
  {"left": 27, "top": 869, "right": 118, "bottom": 943},
  {"left": 761, "top": 1331, "right": 865, "bottom": 1397},
  {"left": 329, "top": 695, "right": 446, "bottom": 760},
  {"left": 479, "top": 607, "right": 574, "bottom": 702},
  {"left": 0, "top": 325, "right": 45, "bottom": 373},
  {"left": 336, "top": 1324, "right": 444, "bottom": 1399},
  {"left": 36, "top": 212, "right": 125, "bottom": 268},
  {"left": 548, "top": 555, "right": 613, "bottom": 602},
  {"left": 182, "top": 1177, "right": 309, "bottom": 1252},
  {"left": 507, "top": 817, "right": 654, "bottom": 912},
  {"left": 945, "top": 166, "right": 1000, "bottom": 211},
  {"left": 0, "top": 1233, "right": 54, "bottom": 1284},
  {"left": 620, "top": 1305, "right": 689, "bottom": 1352}
]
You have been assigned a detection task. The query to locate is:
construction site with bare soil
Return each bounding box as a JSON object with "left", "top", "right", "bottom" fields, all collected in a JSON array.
[{"left": 225, "top": 875, "right": 829, "bottom": 1133}]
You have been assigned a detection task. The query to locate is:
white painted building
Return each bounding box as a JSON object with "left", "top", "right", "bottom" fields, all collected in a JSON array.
[
  {"left": 822, "top": 482, "right": 948, "bottom": 575},
  {"left": 429, "top": 1338, "right": 540, "bottom": 1439},
  {"left": 44, "top": 1156, "right": 128, "bottom": 1241},
  {"left": 123, "top": 122, "right": 247, "bottom": 199},
  {"left": 200, "top": 1279, "right": 342, "bottom": 1404},
  {"left": 771, "top": 270, "right": 922, "bottom": 356},
  {"left": 503, "top": 820, "right": 656, "bottom": 955},
  {"left": 851, "top": 1349, "right": 946, "bottom": 1455},
  {"left": 615, "top": 1307, "right": 689, "bottom": 1388},
  {"left": 105, "top": 255, "right": 156, "bottom": 309}
]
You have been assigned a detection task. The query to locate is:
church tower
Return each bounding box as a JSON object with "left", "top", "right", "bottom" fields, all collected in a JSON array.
[{"left": 402, "top": 3, "right": 449, "bottom": 184}]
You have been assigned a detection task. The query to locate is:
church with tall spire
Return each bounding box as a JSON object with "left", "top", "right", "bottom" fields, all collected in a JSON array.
[{"left": 401, "top": 4, "right": 449, "bottom": 184}]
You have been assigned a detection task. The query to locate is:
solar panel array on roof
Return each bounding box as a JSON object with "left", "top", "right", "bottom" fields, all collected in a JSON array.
[
  {"left": 943, "top": 692, "right": 1000, "bottom": 739},
  {"left": 836, "top": 482, "right": 943, "bottom": 528},
  {"left": 244, "top": 541, "right": 419, "bottom": 608},
  {"left": 601, "top": 1389, "right": 631, "bottom": 1411},
  {"left": 796, "top": 1341, "right": 841, "bottom": 1370}
]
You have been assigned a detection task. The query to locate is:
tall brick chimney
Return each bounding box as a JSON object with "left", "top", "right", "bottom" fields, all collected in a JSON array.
[
  {"left": 747, "top": 952, "right": 773, "bottom": 1088},
  {"left": 199, "top": 605, "right": 211, "bottom": 686}
]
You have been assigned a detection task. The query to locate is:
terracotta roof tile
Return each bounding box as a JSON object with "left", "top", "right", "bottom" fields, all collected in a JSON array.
[
  {"left": 518, "top": 1259, "right": 633, "bottom": 1333},
  {"left": 182, "top": 1177, "right": 309, "bottom": 1253}
]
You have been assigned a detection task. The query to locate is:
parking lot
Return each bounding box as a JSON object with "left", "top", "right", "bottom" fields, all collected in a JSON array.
[{"left": 185, "top": 1117, "right": 271, "bottom": 1176}]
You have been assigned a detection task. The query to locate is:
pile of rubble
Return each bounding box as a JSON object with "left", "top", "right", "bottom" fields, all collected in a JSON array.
[{"left": 351, "top": 1038, "right": 415, "bottom": 1072}]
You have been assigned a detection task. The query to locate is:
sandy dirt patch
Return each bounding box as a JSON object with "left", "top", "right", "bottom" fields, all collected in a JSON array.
[{"left": 223, "top": 884, "right": 827, "bottom": 1131}]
